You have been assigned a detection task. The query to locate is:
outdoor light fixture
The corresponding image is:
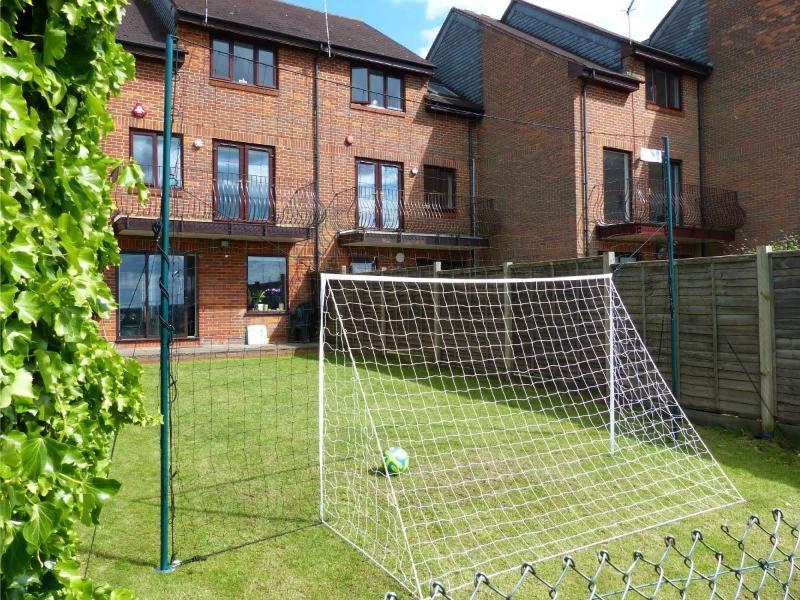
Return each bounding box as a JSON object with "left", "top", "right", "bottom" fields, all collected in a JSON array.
[
  {"left": 395, "top": 252, "right": 405, "bottom": 263},
  {"left": 193, "top": 138, "right": 204, "bottom": 149},
  {"left": 131, "top": 102, "right": 147, "bottom": 118},
  {"left": 344, "top": 134, "right": 354, "bottom": 146},
  {"left": 410, "top": 166, "right": 419, "bottom": 176}
]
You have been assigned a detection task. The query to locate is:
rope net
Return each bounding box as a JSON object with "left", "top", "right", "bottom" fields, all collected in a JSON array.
[{"left": 320, "top": 273, "right": 742, "bottom": 597}]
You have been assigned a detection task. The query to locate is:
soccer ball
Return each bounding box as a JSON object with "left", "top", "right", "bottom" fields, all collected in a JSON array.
[{"left": 383, "top": 447, "right": 409, "bottom": 475}]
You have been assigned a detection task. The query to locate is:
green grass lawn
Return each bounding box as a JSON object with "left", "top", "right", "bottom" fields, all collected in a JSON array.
[{"left": 80, "top": 352, "right": 800, "bottom": 599}]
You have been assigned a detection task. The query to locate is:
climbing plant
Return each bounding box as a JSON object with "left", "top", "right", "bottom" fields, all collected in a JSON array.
[{"left": 1, "top": 0, "right": 150, "bottom": 597}]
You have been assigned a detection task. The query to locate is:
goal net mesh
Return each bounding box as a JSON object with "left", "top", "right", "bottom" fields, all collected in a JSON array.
[{"left": 319, "top": 273, "right": 742, "bottom": 597}]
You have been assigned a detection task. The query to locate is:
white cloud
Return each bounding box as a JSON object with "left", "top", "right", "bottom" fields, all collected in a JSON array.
[
  {"left": 418, "top": 25, "right": 442, "bottom": 57},
  {"left": 402, "top": 0, "right": 675, "bottom": 42}
]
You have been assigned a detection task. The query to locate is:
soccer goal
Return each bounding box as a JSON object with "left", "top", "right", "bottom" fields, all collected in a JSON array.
[{"left": 318, "top": 273, "right": 742, "bottom": 598}]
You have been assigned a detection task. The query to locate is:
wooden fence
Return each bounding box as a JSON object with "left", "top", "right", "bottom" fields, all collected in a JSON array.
[{"left": 377, "top": 249, "right": 800, "bottom": 436}]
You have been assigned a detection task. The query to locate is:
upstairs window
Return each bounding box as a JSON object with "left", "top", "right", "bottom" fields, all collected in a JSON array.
[
  {"left": 423, "top": 166, "right": 456, "bottom": 209},
  {"left": 351, "top": 65, "right": 403, "bottom": 110},
  {"left": 211, "top": 37, "right": 276, "bottom": 88},
  {"left": 130, "top": 130, "right": 182, "bottom": 188},
  {"left": 646, "top": 66, "right": 681, "bottom": 110}
]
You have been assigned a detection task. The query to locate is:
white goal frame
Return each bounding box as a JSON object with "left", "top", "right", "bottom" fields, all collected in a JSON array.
[{"left": 317, "top": 272, "right": 742, "bottom": 598}]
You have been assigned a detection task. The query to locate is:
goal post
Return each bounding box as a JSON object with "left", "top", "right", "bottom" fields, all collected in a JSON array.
[{"left": 319, "top": 272, "right": 742, "bottom": 597}]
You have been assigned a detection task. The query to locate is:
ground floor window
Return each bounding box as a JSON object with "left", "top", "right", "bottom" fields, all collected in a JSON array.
[
  {"left": 247, "top": 256, "right": 287, "bottom": 311},
  {"left": 118, "top": 253, "right": 197, "bottom": 339},
  {"left": 350, "top": 258, "right": 375, "bottom": 274}
]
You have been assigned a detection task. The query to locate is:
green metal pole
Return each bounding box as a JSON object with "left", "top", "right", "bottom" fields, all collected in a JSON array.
[
  {"left": 158, "top": 33, "right": 175, "bottom": 574},
  {"left": 663, "top": 136, "right": 679, "bottom": 398}
]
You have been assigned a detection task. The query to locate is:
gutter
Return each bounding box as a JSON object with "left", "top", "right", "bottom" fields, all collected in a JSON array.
[
  {"left": 568, "top": 61, "right": 640, "bottom": 93},
  {"left": 468, "top": 120, "right": 478, "bottom": 267}
]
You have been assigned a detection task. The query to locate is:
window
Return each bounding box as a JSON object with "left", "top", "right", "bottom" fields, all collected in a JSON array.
[
  {"left": 603, "top": 149, "right": 631, "bottom": 222},
  {"left": 351, "top": 65, "right": 403, "bottom": 110},
  {"left": 130, "top": 130, "right": 182, "bottom": 187},
  {"left": 356, "top": 159, "right": 402, "bottom": 229},
  {"left": 118, "top": 253, "right": 197, "bottom": 339},
  {"left": 350, "top": 258, "right": 375, "bottom": 274},
  {"left": 247, "top": 256, "right": 287, "bottom": 312},
  {"left": 646, "top": 66, "right": 681, "bottom": 110},
  {"left": 423, "top": 166, "right": 456, "bottom": 210},
  {"left": 213, "top": 141, "right": 274, "bottom": 221},
  {"left": 211, "top": 37, "right": 276, "bottom": 88}
]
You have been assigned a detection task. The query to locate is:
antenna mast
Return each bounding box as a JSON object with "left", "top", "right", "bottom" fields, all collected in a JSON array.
[{"left": 625, "top": 0, "right": 635, "bottom": 44}]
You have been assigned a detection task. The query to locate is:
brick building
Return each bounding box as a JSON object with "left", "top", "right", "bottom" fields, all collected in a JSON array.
[
  {"left": 648, "top": 0, "right": 799, "bottom": 247},
  {"left": 429, "top": 0, "right": 748, "bottom": 263},
  {"left": 105, "top": 0, "right": 486, "bottom": 345}
]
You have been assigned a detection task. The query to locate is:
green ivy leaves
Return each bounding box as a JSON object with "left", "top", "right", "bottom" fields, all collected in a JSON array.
[{"left": 1, "top": 0, "right": 149, "bottom": 597}]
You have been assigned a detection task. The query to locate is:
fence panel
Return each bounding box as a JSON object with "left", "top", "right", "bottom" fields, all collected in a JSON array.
[
  {"left": 378, "top": 250, "right": 800, "bottom": 434},
  {"left": 773, "top": 250, "right": 800, "bottom": 426}
]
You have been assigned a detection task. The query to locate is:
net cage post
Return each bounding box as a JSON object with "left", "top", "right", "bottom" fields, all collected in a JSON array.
[{"left": 318, "top": 274, "right": 327, "bottom": 523}]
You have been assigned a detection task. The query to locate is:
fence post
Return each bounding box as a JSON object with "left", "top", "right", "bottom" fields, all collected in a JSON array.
[
  {"left": 433, "top": 261, "right": 442, "bottom": 363},
  {"left": 756, "top": 245, "right": 777, "bottom": 436},
  {"left": 602, "top": 252, "right": 616, "bottom": 275},
  {"left": 502, "top": 262, "right": 513, "bottom": 370}
]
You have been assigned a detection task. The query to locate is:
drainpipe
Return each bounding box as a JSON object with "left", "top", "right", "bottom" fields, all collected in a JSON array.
[
  {"left": 313, "top": 51, "right": 322, "bottom": 285},
  {"left": 468, "top": 119, "right": 477, "bottom": 267},
  {"left": 580, "top": 80, "right": 589, "bottom": 257}
]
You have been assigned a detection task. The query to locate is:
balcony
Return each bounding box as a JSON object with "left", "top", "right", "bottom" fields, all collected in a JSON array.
[
  {"left": 331, "top": 186, "right": 497, "bottom": 250},
  {"left": 112, "top": 169, "right": 320, "bottom": 242},
  {"left": 590, "top": 180, "right": 746, "bottom": 243}
]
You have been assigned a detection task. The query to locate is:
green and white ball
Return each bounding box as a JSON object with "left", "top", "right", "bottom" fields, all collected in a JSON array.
[{"left": 383, "top": 447, "right": 409, "bottom": 475}]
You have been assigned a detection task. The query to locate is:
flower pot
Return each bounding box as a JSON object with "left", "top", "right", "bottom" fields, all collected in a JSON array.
[{"left": 257, "top": 303, "right": 266, "bottom": 312}]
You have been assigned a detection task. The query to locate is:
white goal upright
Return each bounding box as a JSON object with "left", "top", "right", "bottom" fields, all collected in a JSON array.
[{"left": 318, "top": 273, "right": 742, "bottom": 598}]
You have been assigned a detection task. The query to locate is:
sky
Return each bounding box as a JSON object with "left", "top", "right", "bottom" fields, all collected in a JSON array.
[{"left": 287, "top": 0, "right": 677, "bottom": 58}]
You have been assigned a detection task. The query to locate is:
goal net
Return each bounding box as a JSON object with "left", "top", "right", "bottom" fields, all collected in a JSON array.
[{"left": 319, "top": 273, "right": 742, "bottom": 598}]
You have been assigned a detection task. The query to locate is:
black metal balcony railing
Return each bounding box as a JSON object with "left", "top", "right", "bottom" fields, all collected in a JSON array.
[
  {"left": 111, "top": 168, "right": 323, "bottom": 229},
  {"left": 590, "top": 180, "right": 746, "bottom": 230},
  {"left": 331, "top": 186, "right": 498, "bottom": 237},
  {"left": 213, "top": 174, "right": 274, "bottom": 222}
]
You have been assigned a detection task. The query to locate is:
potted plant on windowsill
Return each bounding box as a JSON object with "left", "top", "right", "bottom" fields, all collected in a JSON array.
[{"left": 250, "top": 289, "right": 267, "bottom": 312}]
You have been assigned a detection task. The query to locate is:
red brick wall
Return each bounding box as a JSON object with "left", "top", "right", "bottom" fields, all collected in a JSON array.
[
  {"left": 579, "top": 57, "right": 704, "bottom": 258},
  {"left": 475, "top": 25, "right": 578, "bottom": 264},
  {"left": 103, "top": 23, "right": 474, "bottom": 344},
  {"left": 703, "top": 0, "right": 800, "bottom": 247}
]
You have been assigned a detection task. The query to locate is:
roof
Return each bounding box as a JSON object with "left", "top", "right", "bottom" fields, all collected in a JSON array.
[
  {"left": 425, "top": 80, "right": 484, "bottom": 115},
  {"left": 174, "top": 0, "right": 434, "bottom": 73},
  {"left": 117, "top": 0, "right": 169, "bottom": 57},
  {"left": 502, "top": 0, "right": 709, "bottom": 76},
  {"left": 502, "top": 0, "right": 630, "bottom": 72},
  {"left": 647, "top": 0, "right": 710, "bottom": 64},
  {"left": 459, "top": 9, "right": 640, "bottom": 90}
]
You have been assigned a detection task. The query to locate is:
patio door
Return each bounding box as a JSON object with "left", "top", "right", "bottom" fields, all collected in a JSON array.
[
  {"left": 356, "top": 160, "right": 402, "bottom": 230},
  {"left": 214, "top": 141, "right": 273, "bottom": 221}
]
